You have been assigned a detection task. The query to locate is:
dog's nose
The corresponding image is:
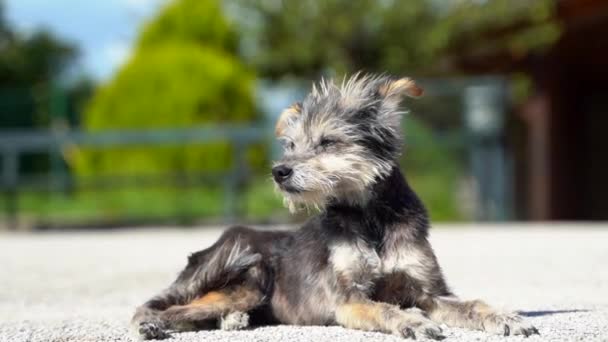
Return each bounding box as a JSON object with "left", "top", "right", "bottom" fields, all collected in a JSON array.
[{"left": 272, "top": 165, "right": 293, "bottom": 183}]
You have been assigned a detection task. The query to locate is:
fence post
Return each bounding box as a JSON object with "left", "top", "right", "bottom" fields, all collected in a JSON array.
[
  {"left": 50, "top": 85, "right": 70, "bottom": 195},
  {"left": 2, "top": 149, "right": 19, "bottom": 230},
  {"left": 464, "top": 79, "right": 511, "bottom": 221},
  {"left": 224, "top": 140, "right": 248, "bottom": 222}
]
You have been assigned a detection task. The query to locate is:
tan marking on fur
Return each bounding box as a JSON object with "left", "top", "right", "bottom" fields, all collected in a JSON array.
[
  {"left": 275, "top": 102, "right": 302, "bottom": 137},
  {"left": 159, "top": 286, "right": 264, "bottom": 332},
  {"left": 335, "top": 301, "right": 441, "bottom": 337},
  {"left": 176, "top": 286, "right": 263, "bottom": 315},
  {"left": 190, "top": 291, "right": 228, "bottom": 306},
  {"left": 335, "top": 302, "right": 384, "bottom": 331},
  {"left": 379, "top": 78, "right": 424, "bottom": 98},
  {"left": 424, "top": 296, "right": 535, "bottom": 335}
]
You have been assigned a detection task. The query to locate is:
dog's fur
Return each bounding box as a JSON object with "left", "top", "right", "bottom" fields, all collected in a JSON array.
[{"left": 131, "top": 74, "right": 538, "bottom": 340}]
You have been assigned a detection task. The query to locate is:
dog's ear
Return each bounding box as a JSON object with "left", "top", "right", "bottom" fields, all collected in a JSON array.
[
  {"left": 378, "top": 77, "right": 424, "bottom": 100},
  {"left": 275, "top": 102, "right": 302, "bottom": 137},
  {"left": 375, "top": 77, "right": 423, "bottom": 132}
]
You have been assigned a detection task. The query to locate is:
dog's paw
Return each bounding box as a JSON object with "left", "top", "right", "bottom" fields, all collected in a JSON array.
[
  {"left": 483, "top": 313, "right": 539, "bottom": 337},
  {"left": 219, "top": 311, "right": 250, "bottom": 331},
  {"left": 137, "top": 322, "right": 170, "bottom": 340},
  {"left": 397, "top": 326, "right": 416, "bottom": 339},
  {"left": 418, "top": 323, "right": 446, "bottom": 340},
  {"left": 395, "top": 321, "right": 445, "bottom": 340}
]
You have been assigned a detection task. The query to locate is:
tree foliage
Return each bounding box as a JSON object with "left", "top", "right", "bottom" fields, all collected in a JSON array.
[
  {"left": 223, "top": 0, "right": 558, "bottom": 220},
  {"left": 76, "top": 0, "right": 259, "bottom": 177},
  {"left": 0, "top": 1, "right": 78, "bottom": 128},
  {"left": 138, "top": 0, "right": 237, "bottom": 53},
  {"left": 0, "top": 1, "right": 84, "bottom": 175},
  {"left": 229, "top": 0, "right": 558, "bottom": 79}
]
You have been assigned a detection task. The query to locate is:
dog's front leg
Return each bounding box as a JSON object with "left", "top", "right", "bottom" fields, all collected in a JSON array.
[
  {"left": 335, "top": 300, "right": 445, "bottom": 340},
  {"left": 422, "top": 296, "right": 539, "bottom": 337}
]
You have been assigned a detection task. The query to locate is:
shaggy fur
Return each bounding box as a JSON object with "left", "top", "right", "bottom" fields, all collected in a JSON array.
[{"left": 131, "top": 74, "right": 538, "bottom": 340}]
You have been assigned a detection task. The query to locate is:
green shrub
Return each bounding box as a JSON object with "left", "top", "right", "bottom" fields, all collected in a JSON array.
[
  {"left": 74, "top": 0, "right": 261, "bottom": 177},
  {"left": 138, "top": 0, "right": 237, "bottom": 52}
]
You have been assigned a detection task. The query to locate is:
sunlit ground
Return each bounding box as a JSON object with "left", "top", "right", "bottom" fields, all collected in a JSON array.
[{"left": 1, "top": 224, "right": 606, "bottom": 341}]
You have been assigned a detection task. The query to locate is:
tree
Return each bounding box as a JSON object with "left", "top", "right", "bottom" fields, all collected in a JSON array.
[
  {"left": 75, "top": 0, "right": 260, "bottom": 177},
  {"left": 0, "top": 1, "right": 78, "bottom": 128},
  {"left": 224, "top": 0, "right": 558, "bottom": 221},
  {"left": 0, "top": 1, "right": 82, "bottom": 176},
  {"left": 228, "top": 0, "right": 558, "bottom": 79}
]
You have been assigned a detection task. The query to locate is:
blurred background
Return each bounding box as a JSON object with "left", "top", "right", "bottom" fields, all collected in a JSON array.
[{"left": 0, "top": 0, "right": 606, "bottom": 230}]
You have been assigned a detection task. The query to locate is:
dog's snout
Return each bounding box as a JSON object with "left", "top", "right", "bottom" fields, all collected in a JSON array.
[{"left": 272, "top": 165, "right": 293, "bottom": 183}]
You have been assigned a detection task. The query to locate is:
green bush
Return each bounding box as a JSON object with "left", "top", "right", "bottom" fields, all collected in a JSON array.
[
  {"left": 138, "top": 0, "right": 237, "bottom": 52},
  {"left": 75, "top": 44, "right": 256, "bottom": 176},
  {"left": 74, "top": 0, "right": 261, "bottom": 177}
]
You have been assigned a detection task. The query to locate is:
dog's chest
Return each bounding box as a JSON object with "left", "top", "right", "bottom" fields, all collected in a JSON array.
[
  {"left": 328, "top": 241, "right": 384, "bottom": 293},
  {"left": 328, "top": 239, "right": 428, "bottom": 293}
]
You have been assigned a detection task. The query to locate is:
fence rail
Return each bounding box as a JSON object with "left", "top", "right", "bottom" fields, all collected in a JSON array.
[
  {"left": 0, "top": 126, "right": 266, "bottom": 151},
  {"left": 0, "top": 77, "right": 515, "bottom": 229},
  {"left": 0, "top": 125, "right": 269, "bottom": 229}
]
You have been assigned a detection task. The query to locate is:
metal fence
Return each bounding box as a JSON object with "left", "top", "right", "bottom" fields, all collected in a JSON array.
[
  {"left": 0, "top": 126, "right": 269, "bottom": 229},
  {"left": 0, "top": 77, "right": 513, "bottom": 229}
]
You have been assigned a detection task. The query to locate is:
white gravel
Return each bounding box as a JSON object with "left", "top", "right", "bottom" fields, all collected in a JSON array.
[{"left": 1, "top": 224, "right": 607, "bottom": 342}]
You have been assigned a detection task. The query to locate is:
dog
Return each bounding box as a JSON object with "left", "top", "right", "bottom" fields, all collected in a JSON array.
[{"left": 131, "top": 74, "right": 539, "bottom": 340}]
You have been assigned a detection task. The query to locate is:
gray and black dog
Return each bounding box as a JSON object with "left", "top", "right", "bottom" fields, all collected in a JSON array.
[{"left": 131, "top": 74, "right": 539, "bottom": 340}]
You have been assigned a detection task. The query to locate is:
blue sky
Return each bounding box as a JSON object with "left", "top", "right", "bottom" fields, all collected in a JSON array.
[
  {"left": 3, "top": 0, "right": 296, "bottom": 120},
  {"left": 4, "top": 0, "right": 167, "bottom": 81}
]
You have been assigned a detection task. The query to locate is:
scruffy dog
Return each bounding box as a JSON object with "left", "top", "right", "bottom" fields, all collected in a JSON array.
[{"left": 132, "top": 74, "right": 539, "bottom": 340}]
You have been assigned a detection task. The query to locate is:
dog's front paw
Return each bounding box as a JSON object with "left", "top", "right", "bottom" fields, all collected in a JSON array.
[
  {"left": 219, "top": 311, "right": 250, "bottom": 331},
  {"left": 417, "top": 322, "right": 445, "bottom": 340},
  {"left": 137, "top": 322, "right": 170, "bottom": 340},
  {"left": 395, "top": 321, "right": 445, "bottom": 340},
  {"left": 483, "top": 313, "right": 539, "bottom": 337}
]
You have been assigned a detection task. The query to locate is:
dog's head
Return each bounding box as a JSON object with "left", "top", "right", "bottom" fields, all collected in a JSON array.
[{"left": 272, "top": 74, "right": 423, "bottom": 212}]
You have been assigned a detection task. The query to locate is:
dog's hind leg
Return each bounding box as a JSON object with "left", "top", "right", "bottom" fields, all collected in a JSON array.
[
  {"left": 131, "top": 289, "right": 181, "bottom": 340},
  {"left": 132, "top": 283, "right": 264, "bottom": 340},
  {"left": 132, "top": 226, "right": 268, "bottom": 340},
  {"left": 421, "top": 296, "right": 539, "bottom": 337},
  {"left": 161, "top": 283, "right": 265, "bottom": 332}
]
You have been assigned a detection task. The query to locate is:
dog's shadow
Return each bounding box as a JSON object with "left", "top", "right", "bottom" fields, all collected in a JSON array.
[{"left": 518, "top": 309, "right": 589, "bottom": 317}]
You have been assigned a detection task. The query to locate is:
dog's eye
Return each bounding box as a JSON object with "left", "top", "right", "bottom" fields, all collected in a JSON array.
[
  {"left": 319, "top": 137, "right": 337, "bottom": 148},
  {"left": 281, "top": 140, "right": 295, "bottom": 150}
]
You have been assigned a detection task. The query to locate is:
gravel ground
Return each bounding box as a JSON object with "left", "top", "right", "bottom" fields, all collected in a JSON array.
[{"left": 1, "top": 224, "right": 607, "bottom": 342}]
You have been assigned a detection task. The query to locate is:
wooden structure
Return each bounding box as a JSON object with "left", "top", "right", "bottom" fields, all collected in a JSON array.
[{"left": 453, "top": 0, "right": 608, "bottom": 220}]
